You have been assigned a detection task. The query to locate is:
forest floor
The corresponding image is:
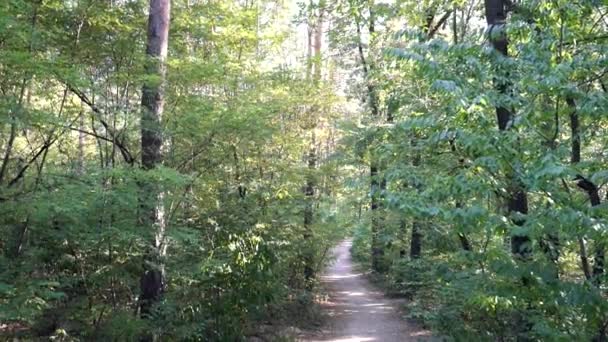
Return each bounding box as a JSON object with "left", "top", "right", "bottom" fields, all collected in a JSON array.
[{"left": 298, "top": 240, "right": 434, "bottom": 342}]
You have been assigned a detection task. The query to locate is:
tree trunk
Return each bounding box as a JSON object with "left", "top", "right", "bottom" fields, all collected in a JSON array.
[
  {"left": 303, "top": 132, "right": 316, "bottom": 286},
  {"left": 449, "top": 140, "right": 472, "bottom": 252},
  {"left": 355, "top": 2, "right": 386, "bottom": 273},
  {"left": 484, "top": 0, "right": 531, "bottom": 259},
  {"left": 139, "top": 0, "right": 171, "bottom": 324},
  {"left": 77, "top": 111, "right": 85, "bottom": 175},
  {"left": 569, "top": 97, "right": 603, "bottom": 285},
  {"left": 303, "top": 0, "right": 324, "bottom": 286},
  {"left": 576, "top": 175, "right": 603, "bottom": 284},
  {"left": 409, "top": 139, "right": 423, "bottom": 259},
  {"left": 370, "top": 161, "right": 385, "bottom": 270},
  {"left": 410, "top": 221, "right": 422, "bottom": 259},
  {"left": 0, "top": 2, "right": 39, "bottom": 185},
  {"left": 569, "top": 97, "right": 591, "bottom": 280}
]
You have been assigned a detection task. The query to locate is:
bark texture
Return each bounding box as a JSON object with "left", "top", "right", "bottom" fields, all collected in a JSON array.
[{"left": 139, "top": 0, "right": 171, "bottom": 322}]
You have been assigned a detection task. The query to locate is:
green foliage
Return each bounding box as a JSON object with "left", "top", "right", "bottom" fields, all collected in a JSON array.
[
  {"left": 0, "top": 0, "right": 345, "bottom": 340},
  {"left": 340, "top": 0, "right": 608, "bottom": 340},
  {"left": 2, "top": 0, "right": 608, "bottom": 340}
]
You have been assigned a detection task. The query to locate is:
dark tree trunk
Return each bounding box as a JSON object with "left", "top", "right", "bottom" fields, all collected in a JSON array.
[
  {"left": 484, "top": 0, "right": 530, "bottom": 259},
  {"left": 569, "top": 98, "right": 603, "bottom": 284},
  {"left": 303, "top": 133, "right": 316, "bottom": 286},
  {"left": 458, "top": 233, "right": 472, "bottom": 251},
  {"left": 455, "top": 202, "right": 473, "bottom": 252},
  {"left": 576, "top": 174, "right": 604, "bottom": 284},
  {"left": 355, "top": 2, "right": 385, "bottom": 273},
  {"left": 409, "top": 139, "right": 423, "bottom": 259},
  {"left": 139, "top": 0, "right": 171, "bottom": 323},
  {"left": 410, "top": 221, "right": 422, "bottom": 259},
  {"left": 370, "top": 161, "right": 386, "bottom": 271},
  {"left": 450, "top": 141, "right": 472, "bottom": 252},
  {"left": 593, "top": 251, "right": 605, "bottom": 285},
  {"left": 568, "top": 98, "right": 581, "bottom": 164}
]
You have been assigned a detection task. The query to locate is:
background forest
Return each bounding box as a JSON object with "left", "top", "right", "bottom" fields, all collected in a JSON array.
[{"left": 1, "top": 0, "right": 608, "bottom": 341}]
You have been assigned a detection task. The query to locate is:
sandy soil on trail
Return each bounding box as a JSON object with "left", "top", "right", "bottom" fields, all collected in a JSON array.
[{"left": 299, "top": 240, "right": 434, "bottom": 342}]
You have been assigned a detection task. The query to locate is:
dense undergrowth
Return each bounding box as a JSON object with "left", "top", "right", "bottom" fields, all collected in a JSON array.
[
  {"left": 352, "top": 222, "right": 608, "bottom": 341},
  {"left": 1, "top": 165, "right": 345, "bottom": 340},
  {"left": 0, "top": 0, "right": 345, "bottom": 340}
]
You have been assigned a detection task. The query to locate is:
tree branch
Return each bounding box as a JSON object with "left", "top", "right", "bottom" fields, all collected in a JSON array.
[
  {"left": 62, "top": 82, "right": 135, "bottom": 165},
  {"left": 428, "top": 10, "right": 453, "bottom": 39}
]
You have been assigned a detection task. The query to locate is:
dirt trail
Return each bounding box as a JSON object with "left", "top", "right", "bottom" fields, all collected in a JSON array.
[{"left": 300, "top": 240, "right": 433, "bottom": 342}]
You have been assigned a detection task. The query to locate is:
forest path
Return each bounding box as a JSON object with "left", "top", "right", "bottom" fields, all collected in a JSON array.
[{"left": 299, "top": 240, "right": 433, "bottom": 342}]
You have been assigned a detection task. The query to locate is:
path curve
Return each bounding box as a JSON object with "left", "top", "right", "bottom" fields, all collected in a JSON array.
[{"left": 300, "top": 240, "right": 432, "bottom": 342}]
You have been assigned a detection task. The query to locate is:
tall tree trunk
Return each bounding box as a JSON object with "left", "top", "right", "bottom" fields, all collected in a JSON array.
[
  {"left": 370, "top": 160, "right": 385, "bottom": 270},
  {"left": 77, "top": 111, "right": 85, "bottom": 175},
  {"left": 303, "top": 132, "right": 316, "bottom": 286},
  {"left": 449, "top": 140, "right": 472, "bottom": 252},
  {"left": 313, "top": 5, "right": 323, "bottom": 82},
  {"left": 569, "top": 98, "right": 592, "bottom": 281},
  {"left": 568, "top": 97, "right": 603, "bottom": 284},
  {"left": 139, "top": 0, "right": 171, "bottom": 324},
  {"left": 0, "top": 2, "right": 39, "bottom": 185},
  {"left": 303, "top": 0, "right": 324, "bottom": 286},
  {"left": 306, "top": 27, "right": 313, "bottom": 80},
  {"left": 355, "top": 2, "right": 386, "bottom": 273},
  {"left": 3, "top": 2, "right": 41, "bottom": 259},
  {"left": 450, "top": 6, "right": 473, "bottom": 253},
  {"left": 409, "top": 139, "right": 422, "bottom": 259},
  {"left": 484, "top": 0, "right": 531, "bottom": 259},
  {"left": 569, "top": 98, "right": 581, "bottom": 165},
  {"left": 353, "top": 2, "right": 385, "bottom": 272}
]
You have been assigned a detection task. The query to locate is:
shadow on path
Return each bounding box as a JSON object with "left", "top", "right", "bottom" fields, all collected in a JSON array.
[{"left": 299, "top": 240, "right": 434, "bottom": 342}]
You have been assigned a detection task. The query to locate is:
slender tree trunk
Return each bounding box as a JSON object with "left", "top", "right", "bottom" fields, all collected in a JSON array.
[
  {"left": 455, "top": 199, "right": 472, "bottom": 252},
  {"left": 306, "top": 29, "right": 313, "bottom": 79},
  {"left": 0, "top": 2, "right": 39, "bottom": 185},
  {"left": 0, "top": 117, "right": 18, "bottom": 185},
  {"left": 139, "top": 0, "right": 171, "bottom": 325},
  {"left": 370, "top": 160, "right": 385, "bottom": 270},
  {"left": 579, "top": 237, "right": 593, "bottom": 281},
  {"left": 569, "top": 98, "right": 591, "bottom": 280},
  {"left": 313, "top": 6, "right": 323, "bottom": 82},
  {"left": 569, "top": 98, "right": 581, "bottom": 165},
  {"left": 409, "top": 140, "right": 422, "bottom": 259},
  {"left": 354, "top": 5, "right": 379, "bottom": 271},
  {"left": 575, "top": 177, "right": 603, "bottom": 283},
  {"left": 410, "top": 222, "right": 422, "bottom": 259},
  {"left": 303, "top": 0, "right": 324, "bottom": 286},
  {"left": 450, "top": 5, "right": 473, "bottom": 253},
  {"left": 303, "top": 132, "right": 316, "bottom": 286},
  {"left": 355, "top": 2, "right": 386, "bottom": 273},
  {"left": 568, "top": 97, "right": 603, "bottom": 284},
  {"left": 77, "top": 111, "right": 85, "bottom": 175},
  {"left": 484, "top": 0, "right": 531, "bottom": 259}
]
